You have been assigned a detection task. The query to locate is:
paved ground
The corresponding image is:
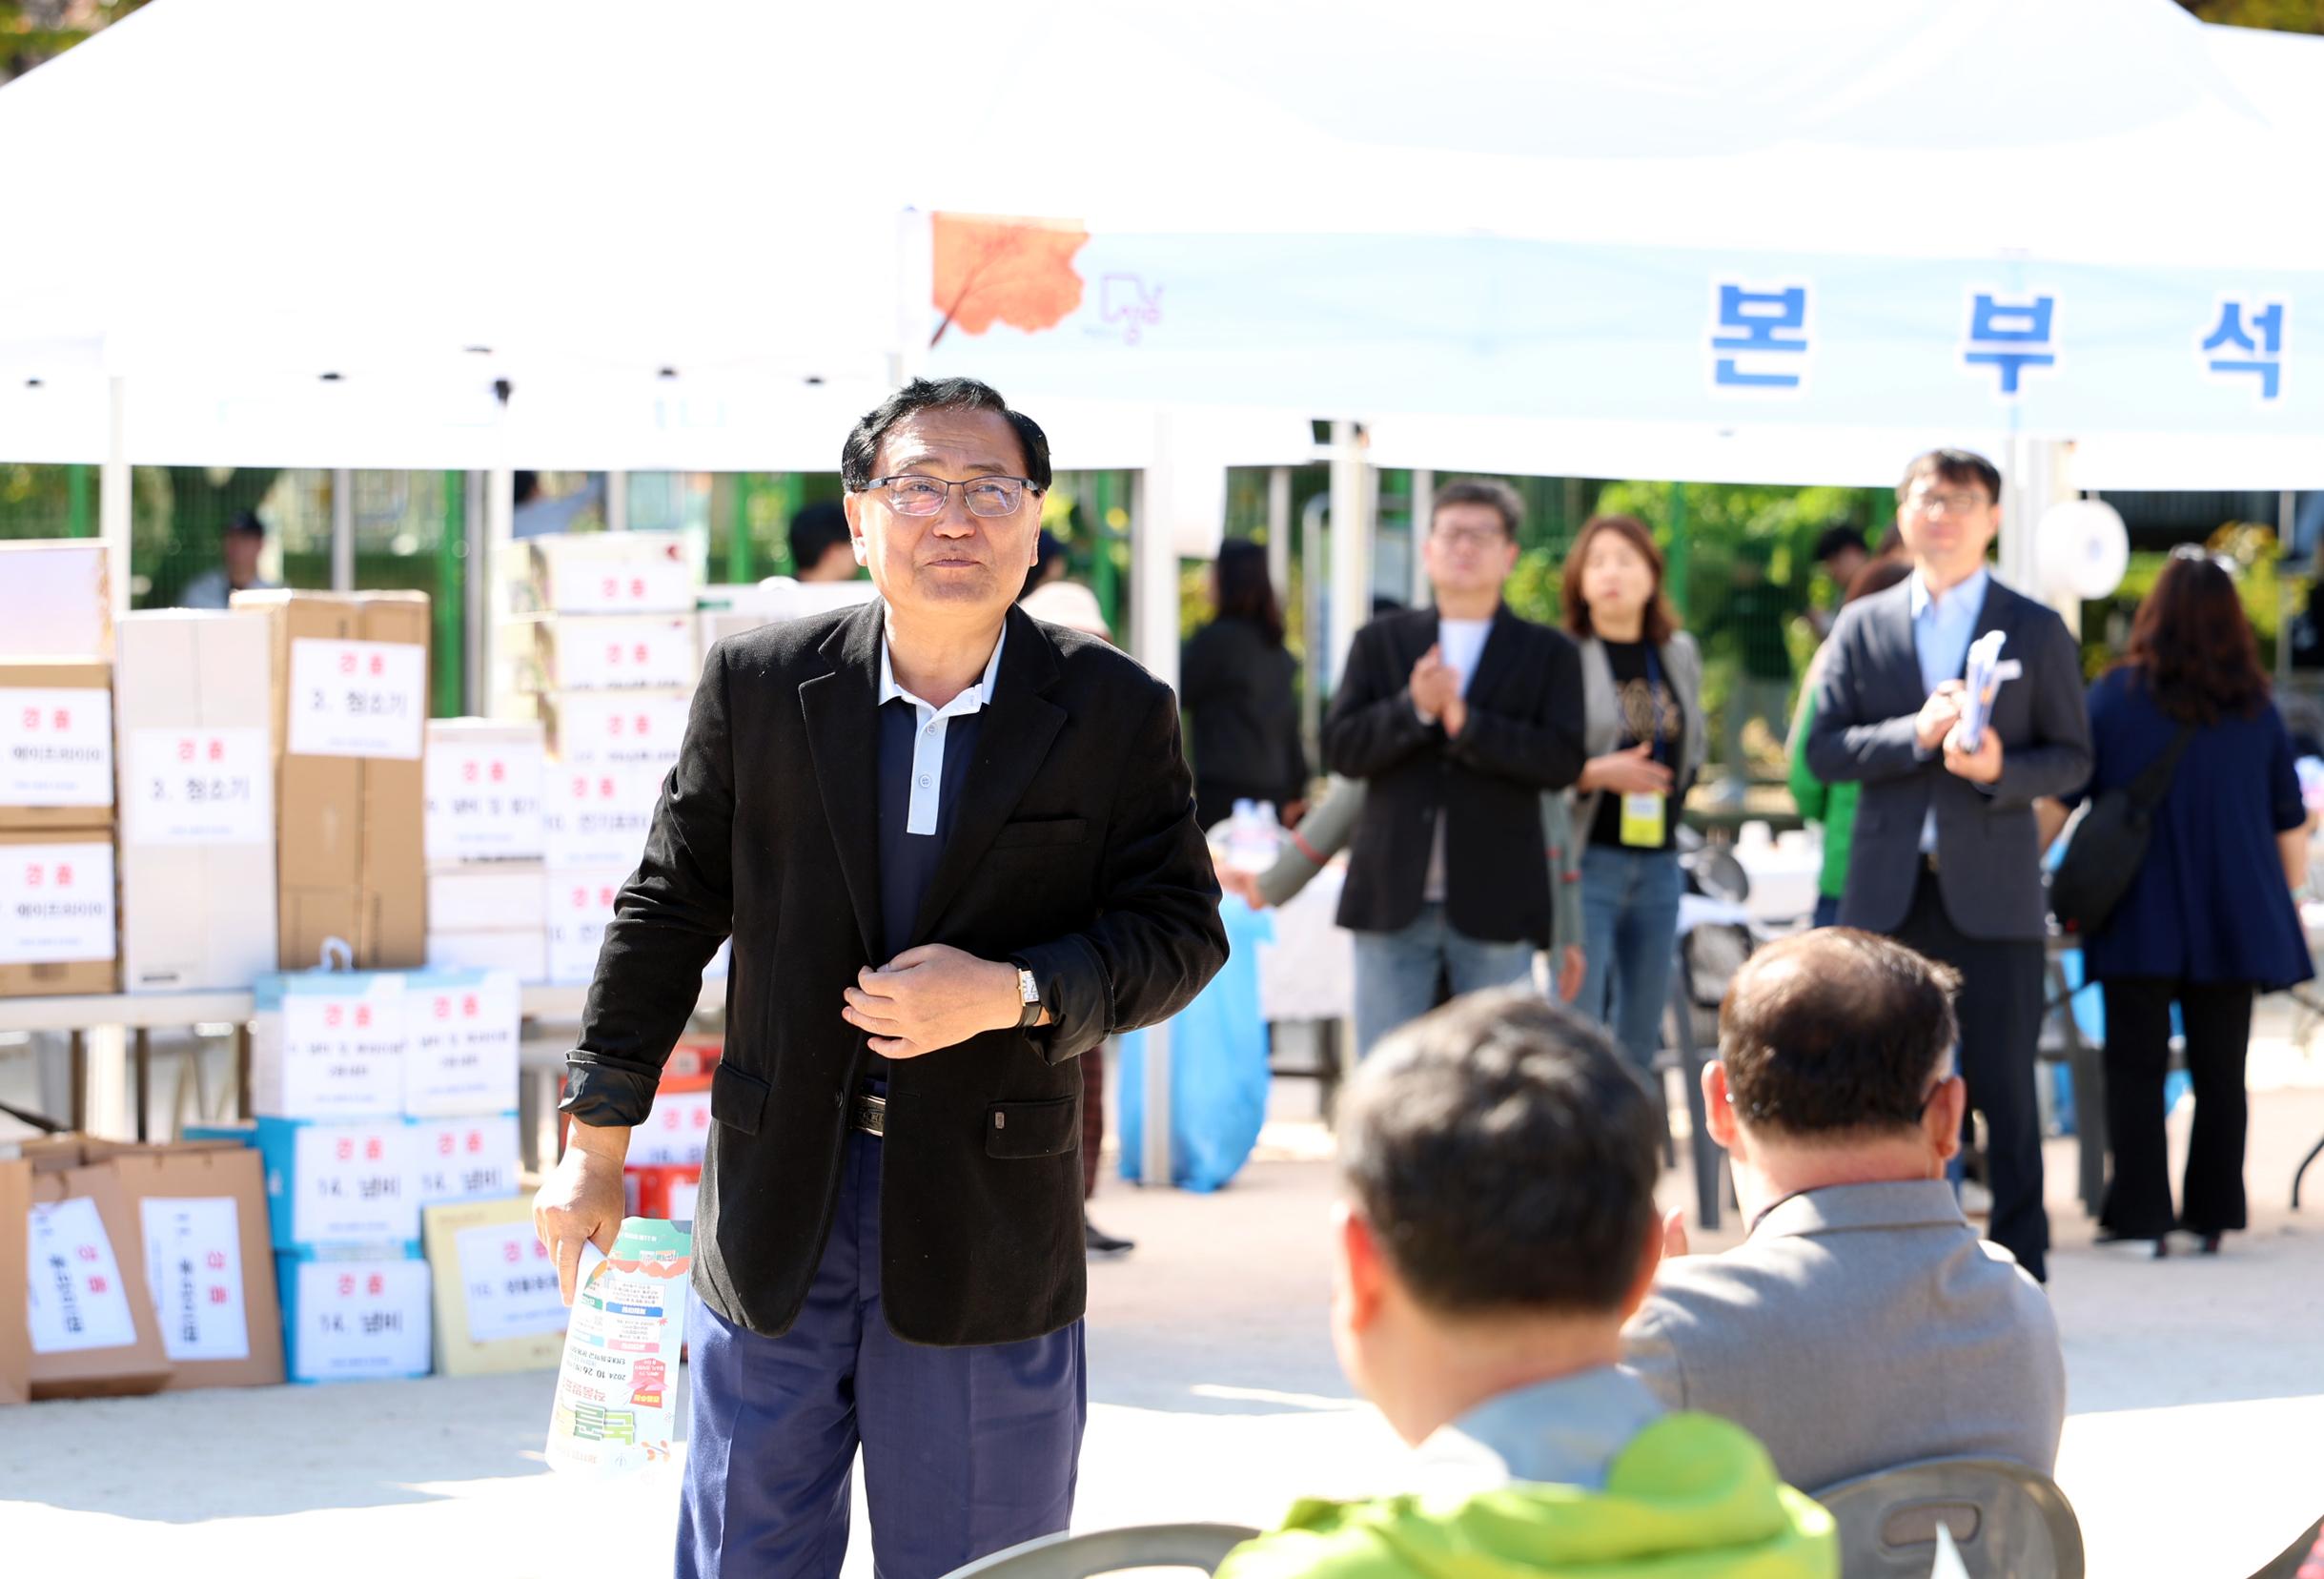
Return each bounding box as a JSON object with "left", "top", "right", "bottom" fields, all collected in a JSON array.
[{"left": 8, "top": 1036, "right": 2324, "bottom": 1577}]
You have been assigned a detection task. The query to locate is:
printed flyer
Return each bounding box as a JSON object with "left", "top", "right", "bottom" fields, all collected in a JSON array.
[{"left": 544, "top": 1217, "right": 691, "bottom": 1478}]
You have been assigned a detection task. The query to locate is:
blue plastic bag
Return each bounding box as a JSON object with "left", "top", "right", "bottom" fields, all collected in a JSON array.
[{"left": 1116, "top": 897, "right": 1274, "bottom": 1192}]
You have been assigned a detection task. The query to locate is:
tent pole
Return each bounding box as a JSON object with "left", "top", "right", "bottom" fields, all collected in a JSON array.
[
  {"left": 605, "top": 470, "right": 628, "bottom": 532},
  {"left": 331, "top": 469, "right": 355, "bottom": 591},
  {"left": 1128, "top": 434, "right": 1176, "bottom": 1189},
  {"left": 464, "top": 470, "right": 487, "bottom": 715},
  {"left": 2281, "top": 490, "right": 2296, "bottom": 679},
  {"left": 101, "top": 377, "right": 131, "bottom": 619},
  {"left": 486, "top": 383, "right": 517, "bottom": 719},
  {"left": 1327, "top": 421, "right": 1369, "bottom": 689},
  {"left": 1410, "top": 468, "right": 1435, "bottom": 608},
  {"left": 1266, "top": 466, "right": 1291, "bottom": 617},
  {"left": 1667, "top": 482, "right": 1689, "bottom": 622}
]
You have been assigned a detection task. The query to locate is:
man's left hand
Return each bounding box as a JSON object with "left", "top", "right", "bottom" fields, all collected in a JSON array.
[
  {"left": 842, "top": 944, "right": 1040, "bottom": 1058},
  {"left": 1942, "top": 724, "right": 2003, "bottom": 785}
]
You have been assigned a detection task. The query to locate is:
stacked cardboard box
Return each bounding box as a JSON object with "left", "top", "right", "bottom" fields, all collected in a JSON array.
[
  {"left": 250, "top": 967, "right": 523, "bottom": 1381},
  {"left": 424, "top": 718, "right": 547, "bottom": 980},
  {"left": 4, "top": 1138, "right": 284, "bottom": 1402},
  {"left": 621, "top": 1038, "right": 723, "bottom": 1225},
  {"left": 0, "top": 654, "right": 118, "bottom": 995},
  {"left": 0, "top": 540, "right": 115, "bottom": 662},
  {"left": 526, "top": 535, "right": 696, "bottom": 986},
  {"left": 234, "top": 589, "right": 430, "bottom": 971},
  {"left": 115, "top": 610, "right": 280, "bottom": 991}
]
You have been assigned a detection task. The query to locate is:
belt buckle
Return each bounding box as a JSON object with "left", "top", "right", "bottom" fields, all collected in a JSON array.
[{"left": 851, "top": 1093, "right": 887, "bottom": 1137}]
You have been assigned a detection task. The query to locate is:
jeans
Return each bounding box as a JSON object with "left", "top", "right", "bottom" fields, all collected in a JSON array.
[
  {"left": 1352, "top": 902, "right": 1538, "bottom": 1056},
  {"left": 1578, "top": 846, "right": 1683, "bottom": 1076}
]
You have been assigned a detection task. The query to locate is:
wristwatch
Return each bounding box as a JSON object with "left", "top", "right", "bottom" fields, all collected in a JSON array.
[{"left": 1014, "top": 965, "right": 1044, "bottom": 1028}]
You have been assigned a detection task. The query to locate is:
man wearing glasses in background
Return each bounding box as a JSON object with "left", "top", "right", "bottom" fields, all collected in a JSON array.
[
  {"left": 1323, "top": 480, "right": 1586, "bottom": 1056},
  {"left": 535, "top": 377, "right": 1227, "bottom": 1578},
  {"left": 1804, "top": 449, "right": 2091, "bottom": 1282}
]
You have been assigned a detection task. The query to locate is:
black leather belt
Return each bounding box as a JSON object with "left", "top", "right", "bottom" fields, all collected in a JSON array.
[{"left": 851, "top": 1092, "right": 887, "bottom": 1137}]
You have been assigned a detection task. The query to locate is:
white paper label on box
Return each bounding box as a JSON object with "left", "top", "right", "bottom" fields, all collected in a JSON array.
[
  {"left": 405, "top": 975, "right": 521, "bottom": 1116},
  {"left": 542, "top": 765, "right": 658, "bottom": 870},
  {"left": 275, "top": 979, "right": 407, "bottom": 1118},
  {"left": 287, "top": 639, "right": 427, "bottom": 759},
  {"left": 553, "top": 554, "right": 694, "bottom": 616},
  {"left": 546, "top": 869, "right": 624, "bottom": 985},
  {"left": 554, "top": 619, "right": 695, "bottom": 690},
  {"left": 410, "top": 1113, "right": 521, "bottom": 1205},
  {"left": 126, "top": 727, "right": 273, "bottom": 845},
  {"left": 424, "top": 741, "right": 545, "bottom": 860},
  {"left": 26, "top": 1196, "right": 141, "bottom": 1354},
  {"left": 0, "top": 841, "right": 115, "bottom": 964},
  {"left": 293, "top": 1257, "right": 432, "bottom": 1381},
  {"left": 455, "top": 1220, "right": 571, "bottom": 1344},
  {"left": 631, "top": 1089, "right": 713, "bottom": 1166},
  {"left": 668, "top": 1179, "right": 700, "bottom": 1225},
  {"left": 0, "top": 687, "right": 113, "bottom": 806},
  {"left": 139, "top": 1196, "right": 250, "bottom": 1363},
  {"left": 288, "top": 1121, "right": 418, "bottom": 1242},
  {"left": 550, "top": 690, "right": 690, "bottom": 769}
]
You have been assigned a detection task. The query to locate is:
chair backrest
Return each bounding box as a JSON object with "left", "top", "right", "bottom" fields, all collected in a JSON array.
[
  {"left": 1810, "top": 1456, "right": 2084, "bottom": 1579},
  {"left": 939, "top": 1524, "right": 1264, "bottom": 1579}
]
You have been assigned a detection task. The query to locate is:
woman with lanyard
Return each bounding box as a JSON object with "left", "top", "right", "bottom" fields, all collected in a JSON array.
[{"left": 1564, "top": 514, "right": 1706, "bottom": 1079}]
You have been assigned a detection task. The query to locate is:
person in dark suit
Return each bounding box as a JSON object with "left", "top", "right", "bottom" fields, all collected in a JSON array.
[
  {"left": 533, "top": 377, "right": 1228, "bottom": 1579},
  {"left": 1182, "top": 539, "right": 1308, "bottom": 831},
  {"left": 1323, "top": 479, "right": 1587, "bottom": 1056},
  {"left": 2070, "top": 549, "right": 2314, "bottom": 1255},
  {"left": 1805, "top": 448, "right": 2092, "bottom": 1282}
]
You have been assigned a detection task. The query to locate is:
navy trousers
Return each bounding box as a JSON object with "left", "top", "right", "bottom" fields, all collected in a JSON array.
[{"left": 678, "top": 1129, "right": 1086, "bottom": 1579}]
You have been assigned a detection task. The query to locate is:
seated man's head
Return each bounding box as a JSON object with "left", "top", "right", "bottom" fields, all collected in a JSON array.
[
  {"left": 1333, "top": 991, "right": 1663, "bottom": 1445},
  {"left": 1706, "top": 929, "right": 1966, "bottom": 1204}
]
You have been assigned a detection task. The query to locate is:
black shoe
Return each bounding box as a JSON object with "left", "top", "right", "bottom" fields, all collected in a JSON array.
[{"left": 1084, "top": 1220, "right": 1134, "bottom": 1257}]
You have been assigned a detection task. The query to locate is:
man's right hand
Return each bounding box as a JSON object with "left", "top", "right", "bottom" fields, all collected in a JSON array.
[
  {"left": 1578, "top": 742, "right": 1672, "bottom": 795},
  {"left": 533, "top": 1122, "right": 630, "bottom": 1305},
  {"left": 1914, "top": 680, "right": 1966, "bottom": 752}
]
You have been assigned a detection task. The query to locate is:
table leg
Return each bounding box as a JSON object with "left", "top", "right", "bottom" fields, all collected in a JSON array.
[
  {"left": 133, "top": 1026, "right": 151, "bottom": 1142},
  {"left": 69, "top": 1029, "right": 85, "bottom": 1133},
  {"left": 1671, "top": 940, "right": 1721, "bottom": 1231}
]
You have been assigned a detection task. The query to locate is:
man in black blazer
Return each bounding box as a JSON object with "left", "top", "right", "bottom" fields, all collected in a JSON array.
[
  {"left": 1322, "top": 480, "right": 1586, "bottom": 1055},
  {"left": 533, "top": 378, "right": 1227, "bottom": 1579},
  {"left": 1806, "top": 448, "right": 2092, "bottom": 1282}
]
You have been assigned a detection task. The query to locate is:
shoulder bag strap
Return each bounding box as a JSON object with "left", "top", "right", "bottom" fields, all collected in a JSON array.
[{"left": 2127, "top": 723, "right": 2199, "bottom": 812}]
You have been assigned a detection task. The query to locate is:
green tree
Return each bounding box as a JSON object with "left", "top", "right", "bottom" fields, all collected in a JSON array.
[
  {"left": 1, "top": 1, "right": 150, "bottom": 85},
  {"left": 2180, "top": 0, "right": 2324, "bottom": 31}
]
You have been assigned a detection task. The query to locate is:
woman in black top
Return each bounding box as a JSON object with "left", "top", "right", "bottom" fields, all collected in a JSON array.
[{"left": 1181, "top": 541, "right": 1308, "bottom": 831}]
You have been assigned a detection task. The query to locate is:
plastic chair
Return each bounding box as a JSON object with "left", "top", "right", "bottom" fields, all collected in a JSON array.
[
  {"left": 938, "top": 1524, "right": 1263, "bottom": 1579},
  {"left": 1810, "top": 1456, "right": 2084, "bottom": 1579}
]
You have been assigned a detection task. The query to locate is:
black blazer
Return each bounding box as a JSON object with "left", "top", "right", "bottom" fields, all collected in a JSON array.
[
  {"left": 562, "top": 602, "right": 1227, "bottom": 1346},
  {"left": 1320, "top": 605, "right": 1586, "bottom": 945},
  {"left": 1181, "top": 615, "right": 1307, "bottom": 806},
  {"left": 1805, "top": 575, "right": 2091, "bottom": 940}
]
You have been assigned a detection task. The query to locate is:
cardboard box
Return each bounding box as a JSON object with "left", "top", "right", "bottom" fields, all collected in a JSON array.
[
  {"left": 0, "top": 540, "right": 113, "bottom": 661},
  {"left": 545, "top": 866, "right": 627, "bottom": 984},
  {"left": 0, "top": 658, "right": 115, "bottom": 830},
  {"left": 254, "top": 1116, "right": 418, "bottom": 1248},
  {"left": 527, "top": 532, "right": 692, "bottom": 615},
  {"left": 409, "top": 1112, "right": 521, "bottom": 1207},
  {"left": 423, "top": 1195, "right": 568, "bottom": 1377},
  {"left": 424, "top": 719, "right": 545, "bottom": 862},
  {"left": 622, "top": 1163, "right": 701, "bottom": 1222},
  {"left": 235, "top": 589, "right": 430, "bottom": 970},
  {"left": 0, "top": 1157, "right": 28, "bottom": 1405},
  {"left": 27, "top": 1162, "right": 173, "bottom": 1398},
  {"left": 524, "top": 614, "right": 697, "bottom": 692},
  {"left": 425, "top": 929, "right": 547, "bottom": 982},
  {"left": 252, "top": 971, "right": 407, "bottom": 1120},
  {"left": 540, "top": 688, "right": 690, "bottom": 771},
  {"left": 106, "top": 1145, "right": 286, "bottom": 1390},
  {"left": 542, "top": 765, "right": 658, "bottom": 870},
  {"left": 0, "top": 828, "right": 116, "bottom": 996},
  {"left": 277, "top": 1244, "right": 432, "bottom": 1382},
  {"left": 630, "top": 1077, "right": 711, "bottom": 1167},
  {"left": 115, "top": 611, "right": 279, "bottom": 992},
  {"left": 403, "top": 969, "right": 520, "bottom": 1117},
  {"left": 427, "top": 863, "right": 546, "bottom": 932}
]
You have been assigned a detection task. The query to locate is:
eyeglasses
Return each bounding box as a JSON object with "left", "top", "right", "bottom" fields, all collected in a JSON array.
[
  {"left": 1432, "top": 524, "right": 1509, "bottom": 549},
  {"left": 1904, "top": 489, "right": 1991, "bottom": 518},
  {"left": 865, "top": 475, "right": 1040, "bottom": 519}
]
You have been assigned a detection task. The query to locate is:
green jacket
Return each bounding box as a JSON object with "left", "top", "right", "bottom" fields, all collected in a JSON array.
[
  {"left": 1214, "top": 1413, "right": 1833, "bottom": 1579},
  {"left": 1786, "top": 694, "right": 1856, "bottom": 901}
]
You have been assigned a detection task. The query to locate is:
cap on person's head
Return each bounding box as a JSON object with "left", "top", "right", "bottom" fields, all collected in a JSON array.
[
  {"left": 1812, "top": 524, "right": 1865, "bottom": 564},
  {"left": 1336, "top": 990, "right": 1660, "bottom": 1317},
  {"left": 787, "top": 500, "right": 851, "bottom": 572},
  {"left": 1719, "top": 929, "right": 1959, "bottom": 1138},
  {"left": 224, "top": 510, "right": 265, "bottom": 539}
]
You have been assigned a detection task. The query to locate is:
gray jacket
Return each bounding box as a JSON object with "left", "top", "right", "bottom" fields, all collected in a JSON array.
[
  {"left": 1255, "top": 776, "right": 1584, "bottom": 954},
  {"left": 1573, "top": 630, "right": 1707, "bottom": 841},
  {"left": 1804, "top": 575, "right": 2091, "bottom": 939},
  {"left": 1621, "top": 1179, "right": 2066, "bottom": 1493}
]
